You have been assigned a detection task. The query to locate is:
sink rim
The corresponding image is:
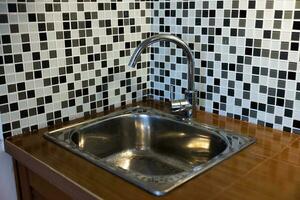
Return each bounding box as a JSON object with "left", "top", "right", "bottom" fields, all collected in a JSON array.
[{"left": 44, "top": 106, "right": 256, "bottom": 196}]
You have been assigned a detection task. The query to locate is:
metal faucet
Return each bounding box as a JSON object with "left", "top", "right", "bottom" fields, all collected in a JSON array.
[{"left": 128, "top": 34, "right": 196, "bottom": 120}]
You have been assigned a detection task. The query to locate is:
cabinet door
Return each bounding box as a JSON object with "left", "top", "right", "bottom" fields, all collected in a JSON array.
[{"left": 14, "top": 160, "right": 71, "bottom": 200}]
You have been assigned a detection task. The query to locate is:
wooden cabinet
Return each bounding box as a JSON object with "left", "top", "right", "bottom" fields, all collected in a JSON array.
[{"left": 14, "top": 160, "right": 71, "bottom": 200}]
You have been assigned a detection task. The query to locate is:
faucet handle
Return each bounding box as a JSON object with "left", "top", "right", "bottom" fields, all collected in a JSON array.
[
  {"left": 170, "top": 89, "right": 196, "bottom": 120},
  {"left": 169, "top": 84, "right": 175, "bottom": 101},
  {"left": 171, "top": 99, "right": 193, "bottom": 120},
  {"left": 171, "top": 99, "right": 192, "bottom": 111},
  {"left": 184, "top": 90, "right": 195, "bottom": 106}
]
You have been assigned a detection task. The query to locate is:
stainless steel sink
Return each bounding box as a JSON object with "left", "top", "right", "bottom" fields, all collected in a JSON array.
[{"left": 44, "top": 106, "right": 255, "bottom": 196}]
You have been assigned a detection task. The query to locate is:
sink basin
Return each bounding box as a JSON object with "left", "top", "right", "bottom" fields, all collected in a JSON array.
[{"left": 44, "top": 106, "right": 255, "bottom": 195}]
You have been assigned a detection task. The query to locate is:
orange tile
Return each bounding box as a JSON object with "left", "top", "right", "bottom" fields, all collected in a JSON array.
[
  {"left": 214, "top": 159, "right": 300, "bottom": 200},
  {"left": 173, "top": 150, "right": 265, "bottom": 199},
  {"left": 275, "top": 138, "right": 300, "bottom": 166}
]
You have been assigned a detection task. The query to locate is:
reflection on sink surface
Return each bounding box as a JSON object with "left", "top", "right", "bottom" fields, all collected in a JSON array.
[{"left": 44, "top": 106, "right": 255, "bottom": 196}]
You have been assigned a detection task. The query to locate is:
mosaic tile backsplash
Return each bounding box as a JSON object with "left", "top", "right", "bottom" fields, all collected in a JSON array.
[
  {"left": 0, "top": 0, "right": 300, "bottom": 136},
  {"left": 150, "top": 0, "right": 300, "bottom": 133},
  {"left": 0, "top": 0, "right": 151, "bottom": 136}
]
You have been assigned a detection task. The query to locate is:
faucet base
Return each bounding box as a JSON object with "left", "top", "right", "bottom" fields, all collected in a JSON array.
[{"left": 171, "top": 99, "right": 193, "bottom": 120}]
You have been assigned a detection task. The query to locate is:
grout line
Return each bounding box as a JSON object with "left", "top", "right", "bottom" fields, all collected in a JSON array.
[
  {"left": 269, "top": 137, "right": 300, "bottom": 167},
  {"left": 210, "top": 136, "right": 299, "bottom": 199}
]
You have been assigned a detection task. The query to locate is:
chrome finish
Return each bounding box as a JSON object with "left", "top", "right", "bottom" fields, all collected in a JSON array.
[
  {"left": 171, "top": 99, "right": 192, "bottom": 120},
  {"left": 128, "top": 34, "right": 196, "bottom": 120},
  {"left": 44, "top": 106, "right": 255, "bottom": 196}
]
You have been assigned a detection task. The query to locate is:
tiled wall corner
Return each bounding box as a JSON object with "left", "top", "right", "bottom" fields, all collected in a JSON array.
[{"left": 1, "top": 0, "right": 300, "bottom": 136}]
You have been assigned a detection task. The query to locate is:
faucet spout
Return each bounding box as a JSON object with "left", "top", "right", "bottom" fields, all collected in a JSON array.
[
  {"left": 128, "top": 34, "right": 196, "bottom": 120},
  {"left": 128, "top": 34, "right": 195, "bottom": 92}
]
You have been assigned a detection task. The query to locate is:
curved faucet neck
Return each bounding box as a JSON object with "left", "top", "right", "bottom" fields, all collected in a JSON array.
[{"left": 128, "top": 34, "right": 195, "bottom": 91}]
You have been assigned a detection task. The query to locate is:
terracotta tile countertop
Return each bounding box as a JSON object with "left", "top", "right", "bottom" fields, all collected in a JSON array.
[{"left": 5, "top": 101, "right": 300, "bottom": 200}]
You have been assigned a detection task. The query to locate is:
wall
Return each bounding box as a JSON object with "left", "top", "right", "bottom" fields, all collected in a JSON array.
[
  {"left": 150, "top": 0, "right": 300, "bottom": 133},
  {"left": 0, "top": 117, "right": 17, "bottom": 200},
  {"left": 0, "top": 0, "right": 151, "bottom": 136},
  {"left": 2, "top": 0, "right": 298, "bottom": 135}
]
